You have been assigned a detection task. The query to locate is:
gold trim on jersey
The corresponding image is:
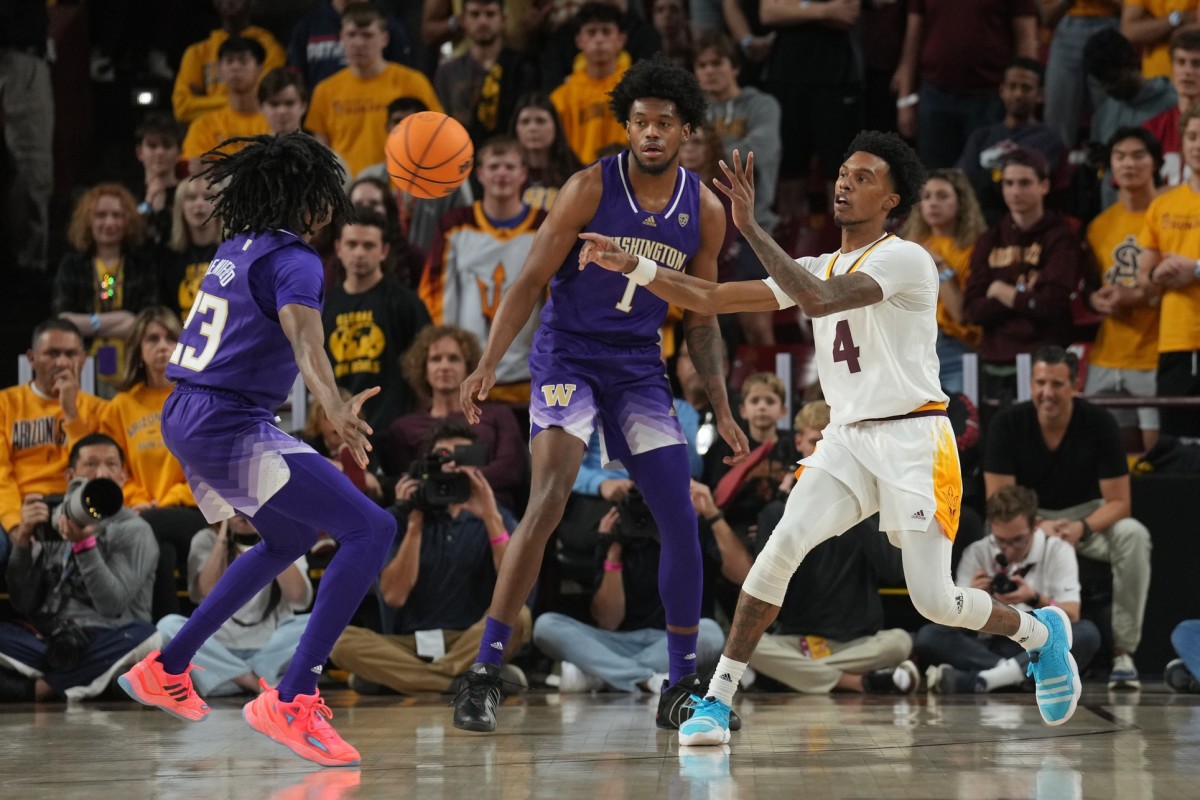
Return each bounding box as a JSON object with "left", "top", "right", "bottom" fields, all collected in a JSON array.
[{"left": 824, "top": 233, "right": 895, "bottom": 280}]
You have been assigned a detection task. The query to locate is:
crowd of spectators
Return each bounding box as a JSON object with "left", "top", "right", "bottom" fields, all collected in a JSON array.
[{"left": 1, "top": 0, "right": 1199, "bottom": 705}]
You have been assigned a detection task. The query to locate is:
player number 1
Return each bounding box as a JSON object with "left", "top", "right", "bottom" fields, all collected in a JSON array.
[
  {"left": 615, "top": 274, "right": 637, "bottom": 313},
  {"left": 831, "top": 319, "right": 862, "bottom": 373}
]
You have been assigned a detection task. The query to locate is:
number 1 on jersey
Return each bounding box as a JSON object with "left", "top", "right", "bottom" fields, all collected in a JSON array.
[
  {"left": 831, "top": 319, "right": 862, "bottom": 373},
  {"left": 615, "top": 274, "right": 637, "bottom": 313}
]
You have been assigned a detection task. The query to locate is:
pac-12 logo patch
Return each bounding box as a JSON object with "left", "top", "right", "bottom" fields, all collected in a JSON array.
[{"left": 678, "top": 213, "right": 689, "bottom": 227}]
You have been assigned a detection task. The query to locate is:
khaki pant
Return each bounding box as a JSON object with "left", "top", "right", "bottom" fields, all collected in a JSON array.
[
  {"left": 331, "top": 606, "right": 533, "bottom": 694},
  {"left": 748, "top": 628, "right": 913, "bottom": 694},
  {"left": 1041, "top": 501, "right": 1151, "bottom": 654}
]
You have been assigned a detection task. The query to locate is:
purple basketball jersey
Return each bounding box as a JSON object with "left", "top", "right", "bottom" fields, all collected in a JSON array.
[
  {"left": 166, "top": 230, "right": 324, "bottom": 410},
  {"left": 539, "top": 151, "right": 701, "bottom": 348}
]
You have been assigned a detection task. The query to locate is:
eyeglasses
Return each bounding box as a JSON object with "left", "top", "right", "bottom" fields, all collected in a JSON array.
[{"left": 989, "top": 532, "right": 1032, "bottom": 551}]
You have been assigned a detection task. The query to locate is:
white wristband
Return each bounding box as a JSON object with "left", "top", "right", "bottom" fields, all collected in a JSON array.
[
  {"left": 762, "top": 277, "right": 796, "bottom": 310},
  {"left": 627, "top": 255, "right": 658, "bottom": 286}
]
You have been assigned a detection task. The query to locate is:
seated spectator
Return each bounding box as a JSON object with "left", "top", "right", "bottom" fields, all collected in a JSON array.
[
  {"left": 1166, "top": 620, "right": 1200, "bottom": 693},
  {"left": 132, "top": 114, "right": 183, "bottom": 248},
  {"left": 331, "top": 421, "right": 529, "bottom": 694},
  {"left": 678, "top": 123, "right": 737, "bottom": 283},
  {"left": 1083, "top": 127, "right": 1164, "bottom": 451},
  {"left": 157, "top": 514, "right": 312, "bottom": 696},
  {"left": 158, "top": 180, "right": 221, "bottom": 320},
  {"left": 1120, "top": 0, "right": 1200, "bottom": 80},
  {"left": 0, "top": 320, "right": 108, "bottom": 564},
  {"left": 419, "top": 137, "right": 546, "bottom": 405},
  {"left": 962, "top": 150, "right": 1081, "bottom": 411},
  {"left": 180, "top": 37, "right": 271, "bottom": 176},
  {"left": 509, "top": 92, "right": 582, "bottom": 212},
  {"left": 532, "top": 499, "right": 725, "bottom": 694},
  {"left": 746, "top": 400, "right": 919, "bottom": 696},
  {"left": 900, "top": 168, "right": 987, "bottom": 395},
  {"left": 956, "top": 58, "right": 1066, "bottom": 225},
  {"left": 0, "top": 434, "right": 158, "bottom": 702},
  {"left": 1141, "top": 29, "right": 1200, "bottom": 188},
  {"left": 388, "top": 326, "right": 526, "bottom": 509},
  {"left": 1135, "top": 106, "right": 1200, "bottom": 438},
  {"left": 103, "top": 307, "right": 208, "bottom": 619},
  {"left": 342, "top": 175, "right": 425, "bottom": 288},
  {"left": 287, "top": 0, "right": 414, "bottom": 90},
  {"left": 307, "top": 3, "right": 442, "bottom": 178},
  {"left": 984, "top": 346, "right": 1152, "bottom": 689},
  {"left": 53, "top": 184, "right": 160, "bottom": 398},
  {"left": 322, "top": 209, "right": 431, "bottom": 456},
  {"left": 918, "top": 484, "right": 1101, "bottom": 693},
  {"left": 171, "top": 0, "right": 286, "bottom": 124}
]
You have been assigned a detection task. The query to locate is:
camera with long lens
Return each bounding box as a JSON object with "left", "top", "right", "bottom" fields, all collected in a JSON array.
[
  {"left": 45, "top": 620, "right": 92, "bottom": 671},
  {"left": 405, "top": 443, "right": 489, "bottom": 512},
  {"left": 990, "top": 552, "right": 1017, "bottom": 594},
  {"left": 39, "top": 477, "right": 125, "bottom": 540},
  {"left": 615, "top": 489, "right": 660, "bottom": 544}
]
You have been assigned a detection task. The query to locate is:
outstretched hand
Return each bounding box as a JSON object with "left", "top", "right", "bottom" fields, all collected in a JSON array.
[
  {"left": 327, "top": 386, "right": 379, "bottom": 469},
  {"left": 713, "top": 149, "right": 757, "bottom": 233},
  {"left": 578, "top": 232, "right": 634, "bottom": 273}
]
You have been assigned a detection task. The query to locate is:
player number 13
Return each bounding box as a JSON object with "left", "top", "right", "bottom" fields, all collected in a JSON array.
[{"left": 169, "top": 290, "right": 229, "bottom": 372}]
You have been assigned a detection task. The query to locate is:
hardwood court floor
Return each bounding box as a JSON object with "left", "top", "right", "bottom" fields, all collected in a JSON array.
[{"left": 3, "top": 686, "right": 1200, "bottom": 799}]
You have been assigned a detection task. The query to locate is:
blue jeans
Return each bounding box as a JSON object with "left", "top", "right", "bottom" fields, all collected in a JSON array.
[
  {"left": 157, "top": 613, "right": 310, "bottom": 696},
  {"left": 532, "top": 612, "right": 725, "bottom": 692},
  {"left": 918, "top": 83, "right": 1004, "bottom": 168},
  {"left": 915, "top": 619, "right": 1102, "bottom": 674},
  {"left": 1171, "top": 620, "right": 1200, "bottom": 678},
  {"left": 936, "top": 331, "right": 974, "bottom": 396},
  {"left": 1044, "top": 15, "right": 1118, "bottom": 148}
]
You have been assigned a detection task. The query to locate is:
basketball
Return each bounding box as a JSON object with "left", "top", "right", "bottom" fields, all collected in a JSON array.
[{"left": 385, "top": 112, "right": 474, "bottom": 200}]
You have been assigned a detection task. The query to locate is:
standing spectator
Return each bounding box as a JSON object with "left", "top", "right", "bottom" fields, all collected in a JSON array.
[
  {"left": 179, "top": 37, "right": 271, "bottom": 176},
  {"left": 0, "top": 321, "right": 108, "bottom": 565},
  {"left": 0, "top": 434, "right": 158, "bottom": 702},
  {"left": 893, "top": 0, "right": 1039, "bottom": 167},
  {"left": 53, "top": 185, "right": 160, "bottom": 398},
  {"left": 307, "top": 3, "right": 442, "bottom": 177},
  {"left": 434, "top": 0, "right": 538, "bottom": 150},
  {"left": 900, "top": 168, "right": 986, "bottom": 394},
  {"left": 984, "top": 346, "right": 1152, "bottom": 689},
  {"left": 0, "top": 0, "right": 52, "bottom": 272},
  {"left": 132, "top": 114, "right": 183, "bottom": 249},
  {"left": 550, "top": 3, "right": 632, "bottom": 165},
  {"left": 653, "top": 0, "right": 694, "bottom": 69},
  {"left": 962, "top": 150, "right": 1081, "bottom": 410},
  {"left": 419, "top": 138, "right": 546, "bottom": 404},
  {"left": 720, "top": 0, "right": 775, "bottom": 89},
  {"left": 1041, "top": 2, "right": 1120, "bottom": 149},
  {"left": 389, "top": 326, "right": 526, "bottom": 509},
  {"left": 171, "top": 0, "right": 286, "bottom": 124},
  {"left": 1084, "top": 128, "right": 1164, "bottom": 450},
  {"left": 322, "top": 210, "right": 432, "bottom": 455},
  {"left": 860, "top": 0, "right": 909, "bottom": 135},
  {"left": 157, "top": 515, "right": 312, "bottom": 697},
  {"left": 159, "top": 181, "right": 221, "bottom": 320},
  {"left": 1136, "top": 105, "right": 1200, "bottom": 437},
  {"left": 1121, "top": 0, "right": 1200, "bottom": 80},
  {"left": 539, "top": 0, "right": 661, "bottom": 90},
  {"left": 509, "top": 92, "right": 582, "bottom": 212},
  {"left": 1143, "top": 30, "right": 1200, "bottom": 189},
  {"left": 287, "top": 0, "right": 414, "bottom": 89}
]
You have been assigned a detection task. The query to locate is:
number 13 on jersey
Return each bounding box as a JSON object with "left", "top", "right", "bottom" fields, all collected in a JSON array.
[{"left": 170, "top": 290, "right": 229, "bottom": 372}]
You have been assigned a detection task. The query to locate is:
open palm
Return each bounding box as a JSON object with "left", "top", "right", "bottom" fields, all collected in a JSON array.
[{"left": 713, "top": 149, "right": 757, "bottom": 233}]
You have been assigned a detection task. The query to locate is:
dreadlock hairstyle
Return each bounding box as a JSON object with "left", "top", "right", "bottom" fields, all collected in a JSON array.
[
  {"left": 608, "top": 52, "right": 708, "bottom": 129},
  {"left": 843, "top": 130, "right": 927, "bottom": 214},
  {"left": 200, "top": 132, "right": 353, "bottom": 237}
]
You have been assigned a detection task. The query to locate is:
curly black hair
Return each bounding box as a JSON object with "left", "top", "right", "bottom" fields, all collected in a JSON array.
[
  {"left": 843, "top": 130, "right": 926, "bottom": 213},
  {"left": 200, "top": 132, "right": 353, "bottom": 237},
  {"left": 608, "top": 53, "right": 708, "bottom": 129}
]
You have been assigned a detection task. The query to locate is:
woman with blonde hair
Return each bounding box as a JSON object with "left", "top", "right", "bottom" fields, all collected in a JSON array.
[
  {"left": 54, "top": 183, "right": 160, "bottom": 396},
  {"left": 160, "top": 179, "right": 222, "bottom": 319},
  {"left": 900, "top": 168, "right": 987, "bottom": 393}
]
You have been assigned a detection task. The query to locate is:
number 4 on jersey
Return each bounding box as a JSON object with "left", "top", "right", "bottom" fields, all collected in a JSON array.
[{"left": 831, "top": 319, "right": 861, "bottom": 373}]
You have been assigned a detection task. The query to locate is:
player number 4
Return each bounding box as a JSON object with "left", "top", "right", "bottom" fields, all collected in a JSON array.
[
  {"left": 169, "top": 290, "right": 229, "bottom": 372},
  {"left": 831, "top": 319, "right": 862, "bottom": 373}
]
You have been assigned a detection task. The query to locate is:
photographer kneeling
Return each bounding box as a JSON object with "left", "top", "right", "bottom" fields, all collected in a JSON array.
[
  {"left": 916, "top": 485, "right": 1101, "bottom": 693},
  {"left": 331, "top": 420, "right": 531, "bottom": 693},
  {"left": 0, "top": 433, "right": 159, "bottom": 702}
]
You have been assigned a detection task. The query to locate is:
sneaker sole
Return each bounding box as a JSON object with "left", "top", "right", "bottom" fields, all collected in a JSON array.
[
  {"left": 679, "top": 727, "right": 731, "bottom": 746},
  {"left": 117, "top": 673, "right": 208, "bottom": 723},
  {"left": 452, "top": 717, "right": 497, "bottom": 733},
  {"left": 242, "top": 702, "right": 360, "bottom": 767}
]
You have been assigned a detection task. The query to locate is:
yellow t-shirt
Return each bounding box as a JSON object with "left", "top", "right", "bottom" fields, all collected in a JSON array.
[
  {"left": 923, "top": 235, "right": 981, "bottom": 348},
  {"left": 1126, "top": 0, "right": 1200, "bottom": 79},
  {"left": 1138, "top": 183, "right": 1200, "bottom": 352},
  {"left": 172, "top": 26, "right": 287, "bottom": 124},
  {"left": 551, "top": 54, "right": 630, "bottom": 165},
  {"left": 1086, "top": 202, "right": 1161, "bottom": 369},
  {"left": 0, "top": 384, "right": 108, "bottom": 531},
  {"left": 101, "top": 384, "right": 194, "bottom": 509},
  {"left": 180, "top": 106, "right": 270, "bottom": 161},
  {"left": 307, "top": 64, "right": 443, "bottom": 178}
]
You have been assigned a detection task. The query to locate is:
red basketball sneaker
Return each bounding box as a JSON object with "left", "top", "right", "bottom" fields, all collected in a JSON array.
[
  {"left": 118, "top": 650, "right": 210, "bottom": 722},
  {"left": 243, "top": 679, "right": 361, "bottom": 767}
]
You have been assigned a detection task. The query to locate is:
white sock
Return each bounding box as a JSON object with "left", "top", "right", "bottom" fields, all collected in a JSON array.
[
  {"left": 979, "top": 657, "right": 1026, "bottom": 691},
  {"left": 1010, "top": 612, "right": 1049, "bottom": 651},
  {"left": 891, "top": 666, "right": 914, "bottom": 693},
  {"left": 707, "top": 656, "right": 747, "bottom": 706}
]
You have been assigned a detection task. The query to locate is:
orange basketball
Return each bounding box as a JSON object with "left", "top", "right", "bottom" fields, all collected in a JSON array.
[{"left": 385, "top": 112, "right": 474, "bottom": 200}]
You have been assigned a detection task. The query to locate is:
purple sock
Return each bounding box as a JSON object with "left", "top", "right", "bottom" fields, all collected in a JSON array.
[
  {"left": 667, "top": 629, "right": 700, "bottom": 685},
  {"left": 476, "top": 616, "right": 514, "bottom": 668}
]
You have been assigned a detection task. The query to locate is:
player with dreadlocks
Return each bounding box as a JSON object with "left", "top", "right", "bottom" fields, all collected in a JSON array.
[
  {"left": 451, "top": 53, "right": 749, "bottom": 734},
  {"left": 119, "top": 132, "right": 396, "bottom": 767},
  {"left": 585, "top": 130, "right": 1083, "bottom": 743}
]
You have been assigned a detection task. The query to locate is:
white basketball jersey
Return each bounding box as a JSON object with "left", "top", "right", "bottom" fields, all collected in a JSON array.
[{"left": 770, "top": 233, "right": 947, "bottom": 426}]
